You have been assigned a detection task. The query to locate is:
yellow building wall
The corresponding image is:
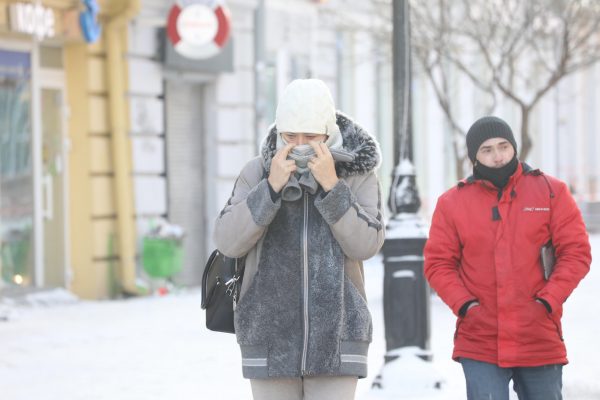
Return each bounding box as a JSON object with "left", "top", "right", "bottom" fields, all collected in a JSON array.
[
  {"left": 63, "top": 1, "right": 137, "bottom": 299},
  {"left": 64, "top": 43, "right": 102, "bottom": 298},
  {"left": 0, "top": 3, "right": 6, "bottom": 27},
  {"left": 65, "top": 40, "right": 118, "bottom": 299}
]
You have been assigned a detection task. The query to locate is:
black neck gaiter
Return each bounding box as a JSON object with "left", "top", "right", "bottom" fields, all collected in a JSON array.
[{"left": 474, "top": 156, "right": 519, "bottom": 189}]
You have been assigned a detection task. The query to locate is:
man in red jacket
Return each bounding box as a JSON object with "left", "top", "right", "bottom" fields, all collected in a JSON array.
[{"left": 424, "top": 116, "right": 591, "bottom": 400}]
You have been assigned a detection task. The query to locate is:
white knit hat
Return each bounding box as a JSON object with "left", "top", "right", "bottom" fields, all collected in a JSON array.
[{"left": 275, "top": 79, "right": 342, "bottom": 149}]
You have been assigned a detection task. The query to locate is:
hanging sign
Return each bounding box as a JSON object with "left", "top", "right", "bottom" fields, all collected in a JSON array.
[
  {"left": 8, "top": 3, "right": 55, "bottom": 40},
  {"left": 79, "top": 0, "right": 102, "bottom": 43},
  {"left": 166, "top": 0, "right": 231, "bottom": 60}
]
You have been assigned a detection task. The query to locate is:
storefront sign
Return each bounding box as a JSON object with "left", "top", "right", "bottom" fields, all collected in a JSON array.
[
  {"left": 166, "top": 0, "right": 231, "bottom": 60},
  {"left": 8, "top": 3, "right": 55, "bottom": 40}
]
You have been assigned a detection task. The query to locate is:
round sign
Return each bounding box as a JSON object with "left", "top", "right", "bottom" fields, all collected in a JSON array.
[
  {"left": 177, "top": 4, "right": 218, "bottom": 47},
  {"left": 167, "top": 1, "right": 231, "bottom": 60}
]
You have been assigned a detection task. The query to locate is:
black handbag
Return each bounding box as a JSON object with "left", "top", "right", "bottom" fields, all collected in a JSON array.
[{"left": 201, "top": 249, "right": 245, "bottom": 333}]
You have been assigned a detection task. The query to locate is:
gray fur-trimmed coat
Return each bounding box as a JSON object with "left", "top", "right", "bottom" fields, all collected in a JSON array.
[{"left": 213, "top": 112, "right": 385, "bottom": 379}]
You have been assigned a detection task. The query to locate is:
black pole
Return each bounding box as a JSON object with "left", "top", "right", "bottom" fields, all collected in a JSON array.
[
  {"left": 392, "top": 0, "right": 412, "bottom": 164},
  {"left": 381, "top": 0, "right": 428, "bottom": 357},
  {"left": 373, "top": 2, "right": 437, "bottom": 391},
  {"left": 388, "top": 0, "right": 420, "bottom": 216}
]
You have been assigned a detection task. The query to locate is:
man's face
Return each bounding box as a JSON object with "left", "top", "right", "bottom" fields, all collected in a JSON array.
[
  {"left": 475, "top": 137, "right": 515, "bottom": 168},
  {"left": 282, "top": 132, "right": 328, "bottom": 145}
]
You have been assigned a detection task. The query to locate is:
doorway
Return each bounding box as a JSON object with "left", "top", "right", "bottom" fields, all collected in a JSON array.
[
  {"left": 165, "top": 80, "right": 207, "bottom": 285},
  {"left": 40, "top": 83, "right": 68, "bottom": 288},
  {"left": 0, "top": 44, "right": 69, "bottom": 292}
]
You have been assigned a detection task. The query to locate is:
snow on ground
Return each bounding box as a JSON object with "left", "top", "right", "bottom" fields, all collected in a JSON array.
[{"left": 1, "top": 234, "right": 598, "bottom": 400}]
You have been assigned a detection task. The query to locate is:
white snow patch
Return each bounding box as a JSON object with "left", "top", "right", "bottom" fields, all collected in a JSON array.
[
  {"left": 366, "top": 347, "right": 445, "bottom": 399},
  {"left": 0, "top": 235, "right": 598, "bottom": 400},
  {"left": 385, "top": 214, "right": 429, "bottom": 239},
  {"left": 21, "top": 288, "right": 79, "bottom": 307},
  {"left": 396, "top": 158, "right": 416, "bottom": 175}
]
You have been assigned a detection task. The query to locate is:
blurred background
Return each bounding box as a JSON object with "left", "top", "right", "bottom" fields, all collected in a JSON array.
[{"left": 1, "top": 0, "right": 599, "bottom": 300}]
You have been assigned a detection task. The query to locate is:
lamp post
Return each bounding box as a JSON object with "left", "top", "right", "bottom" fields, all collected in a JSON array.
[{"left": 370, "top": 0, "right": 442, "bottom": 396}]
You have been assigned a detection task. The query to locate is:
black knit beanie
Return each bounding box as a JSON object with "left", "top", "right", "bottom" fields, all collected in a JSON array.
[{"left": 466, "top": 116, "right": 518, "bottom": 163}]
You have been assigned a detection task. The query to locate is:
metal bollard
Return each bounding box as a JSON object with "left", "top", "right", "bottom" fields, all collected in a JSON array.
[{"left": 381, "top": 214, "right": 430, "bottom": 362}]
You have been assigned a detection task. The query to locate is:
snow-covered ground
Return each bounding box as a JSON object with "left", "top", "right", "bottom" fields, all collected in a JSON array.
[{"left": 1, "top": 234, "right": 598, "bottom": 400}]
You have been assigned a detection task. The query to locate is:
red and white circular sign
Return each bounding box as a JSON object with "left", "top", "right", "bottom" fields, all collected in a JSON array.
[{"left": 167, "top": 1, "right": 231, "bottom": 60}]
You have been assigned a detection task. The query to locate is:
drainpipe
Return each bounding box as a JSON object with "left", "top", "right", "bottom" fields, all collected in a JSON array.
[{"left": 105, "top": 0, "right": 141, "bottom": 295}]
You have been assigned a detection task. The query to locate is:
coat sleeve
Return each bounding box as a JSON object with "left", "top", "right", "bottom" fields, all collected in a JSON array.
[
  {"left": 313, "top": 172, "right": 385, "bottom": 260},
  {"left": 213, "top": 159, "right": 281, "bottom": 258},
  {"left": 536, "top": 181, "right": 591, "bottom": 313},
  {"left": 423, "top": 194, "right": 477, "bottom": 316}
]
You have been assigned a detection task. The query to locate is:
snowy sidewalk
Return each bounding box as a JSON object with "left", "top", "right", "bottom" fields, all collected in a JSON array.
[{"left": 1, "top": 234, "right": 598, "bottom": 400}]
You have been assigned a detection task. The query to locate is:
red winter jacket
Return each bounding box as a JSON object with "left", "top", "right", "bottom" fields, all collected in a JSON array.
[{"left": 424, "top": 163, "right": 591, "bottom": 367}]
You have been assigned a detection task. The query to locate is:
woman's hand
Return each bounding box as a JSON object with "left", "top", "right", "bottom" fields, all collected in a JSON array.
[
  {"left": 308, "top": 141, "right": 339, "bottom": 192},
  {"left": 268, "top": 143, "right": 297, "bottom": 193}
]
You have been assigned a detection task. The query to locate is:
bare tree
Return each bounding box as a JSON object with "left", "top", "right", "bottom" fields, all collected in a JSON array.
[
  {"left": 329, "top": 0, "right": 600, "bottom": 179},
  {"left": 410, "top": 0, "right": 600, "bottom": 177}
]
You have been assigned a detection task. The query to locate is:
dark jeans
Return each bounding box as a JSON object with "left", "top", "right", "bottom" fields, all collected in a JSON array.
[{"left": 460, "top": 358, "right": 563, "bottom": 400}]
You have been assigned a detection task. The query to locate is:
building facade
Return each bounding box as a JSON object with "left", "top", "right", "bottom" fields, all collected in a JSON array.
[
  {"left": 0, "top": 0, "right": 138, "bottom": 299},
  {"left": 0, "top": 0, "right": 393, "bottom": 299},
  {"left": 4, "top": 0, "right": 596, "bottom": 299},
  {"left": 126, "top": 0, "right": 394, "bottom": 291}
]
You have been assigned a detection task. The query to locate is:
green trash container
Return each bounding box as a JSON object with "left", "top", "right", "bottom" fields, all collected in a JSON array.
[
  {"left": 142, "top": 237, "right": 183, "bottom": 278},
  {"left": 1, "top": 229, "right": 32, "bottom": 284}
]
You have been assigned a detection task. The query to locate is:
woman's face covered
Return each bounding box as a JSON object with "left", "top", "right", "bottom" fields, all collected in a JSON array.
[{"left": 280, "top": 133, "right": 328, "bottom": 173}]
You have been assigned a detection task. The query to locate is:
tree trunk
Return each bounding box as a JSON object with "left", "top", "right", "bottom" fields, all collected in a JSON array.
[
  {"left": 520, "top": 107, "right": 532, "bottom": 161},
  {"left": 452, "top": 132, "right": 468, "bottom": 181},
  {"left": 454, "top": 145, "right": 464, "bottom": 181}
]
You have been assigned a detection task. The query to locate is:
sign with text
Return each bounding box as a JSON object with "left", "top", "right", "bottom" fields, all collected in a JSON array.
[{"left": 8, "top": 3, "right": 55, "bottom": 40}]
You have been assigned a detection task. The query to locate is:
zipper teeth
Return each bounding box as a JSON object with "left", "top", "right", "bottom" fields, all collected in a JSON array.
[{"left": 301, "top": 193, "right": 309, "bottom": 373}]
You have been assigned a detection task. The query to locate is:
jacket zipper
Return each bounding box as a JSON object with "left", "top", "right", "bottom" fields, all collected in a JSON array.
[{"left": 301, "top": 192, "right": 309, "bottom": 374}]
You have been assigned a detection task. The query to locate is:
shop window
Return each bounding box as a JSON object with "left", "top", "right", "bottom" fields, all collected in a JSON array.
[{"left": 0, "top": 49, "right": 34, "bottom": 287}]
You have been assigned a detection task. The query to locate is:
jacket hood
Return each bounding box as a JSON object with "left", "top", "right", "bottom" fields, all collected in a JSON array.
[{"left": 260, "top": 111, "right": 381, "bottom": 177}]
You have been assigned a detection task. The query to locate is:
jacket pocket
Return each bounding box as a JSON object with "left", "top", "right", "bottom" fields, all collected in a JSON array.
[
  {"left": 236, "top": 270, "right": 260, "bottom": 309},
  {"left": 234, "top": 271, "right": 263, "bottom": 342},
  {"left": 342, "top": 275, "right": 372, "bottom": 342},
  {"left": 545, "top": 312, "right": 564, "bottom": 341},
  {"left": 454, "top": 304, "right": 483, "bottom": 340},
  {"left": 522, "top": 299, "right": 563, "bottom": 344},
  {"left": 454, "top": 317, "right": 464, "bottom": 340}
]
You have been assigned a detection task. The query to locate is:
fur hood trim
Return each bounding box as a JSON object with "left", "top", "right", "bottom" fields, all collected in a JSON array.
[{"left": 260, "top": 112, "right": 381, "bottom": 177}]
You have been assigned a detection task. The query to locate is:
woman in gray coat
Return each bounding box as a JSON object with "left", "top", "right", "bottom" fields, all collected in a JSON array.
[{"left": 213, "top": 79, "right": 385, "bottom": 400}]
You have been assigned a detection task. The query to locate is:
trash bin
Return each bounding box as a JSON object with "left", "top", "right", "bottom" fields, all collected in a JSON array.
[
  {"left": 142, "top": 237, "right": 183, "bottom": 278},
  {"left": 141, "top": 221, "right": 185, "bottom": 279},
  {"left": 1, "top": 228, "right": 32, "bottom": 284},
  {"left": 381, "top": 214, "right": 430, "bottom": 361}
]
